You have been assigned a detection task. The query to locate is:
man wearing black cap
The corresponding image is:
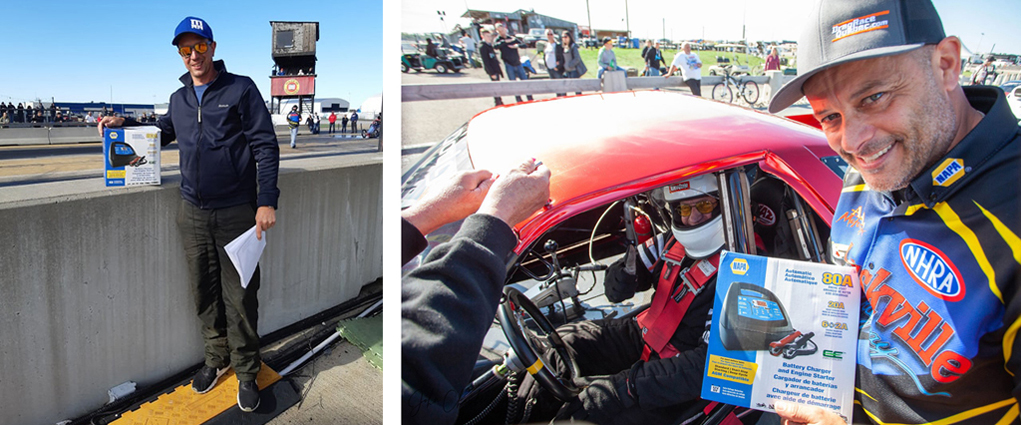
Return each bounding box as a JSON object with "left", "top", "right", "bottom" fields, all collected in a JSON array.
[
  {"left": 769, "top": 1, "right": 1020, "bottom": 424},
  {"left": 99, "top": 16, "right": 280, "bottom": 413}
]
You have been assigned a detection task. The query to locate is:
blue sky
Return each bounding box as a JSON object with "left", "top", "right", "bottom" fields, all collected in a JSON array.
[
  {"left": 0, "top": 0, "right": 381, "bottom": 109},
  {"left": 404, "top": 0, "right": 1020, "bottom": 56}
]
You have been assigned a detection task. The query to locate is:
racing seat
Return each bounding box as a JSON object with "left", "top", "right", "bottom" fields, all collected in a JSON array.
[{"left": 749, "top": 176, "right": 800, "bottom": 260}]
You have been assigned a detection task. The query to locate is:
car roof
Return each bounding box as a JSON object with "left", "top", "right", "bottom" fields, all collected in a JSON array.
[{"left": 463, "top": 91, "right": 842, "bottom": 248}]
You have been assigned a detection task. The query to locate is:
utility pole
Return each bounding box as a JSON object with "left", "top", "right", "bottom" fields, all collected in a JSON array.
[
  {"left": 625, "top": 0, "right": 630, "bottom": 40},
  {"left": 586, "top": 0, "right": 592, "bottom": 37}
]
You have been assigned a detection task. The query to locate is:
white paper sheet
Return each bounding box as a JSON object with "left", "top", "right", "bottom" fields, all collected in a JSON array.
[{"left": 224, "top": 225, "right": 266, "bottom": 289}]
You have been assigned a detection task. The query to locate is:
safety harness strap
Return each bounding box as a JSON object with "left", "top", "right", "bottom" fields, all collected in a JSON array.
[{"left": 636, "top": 240, "right": 720, "bottom": 360}]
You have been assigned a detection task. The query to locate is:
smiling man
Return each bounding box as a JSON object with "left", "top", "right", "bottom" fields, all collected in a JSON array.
[
  {"left": 99, "top": 16, "right": 280, "bottom": 413},
  {"left": 768, "top": 1, "right": 1020, "bottom": 424}
]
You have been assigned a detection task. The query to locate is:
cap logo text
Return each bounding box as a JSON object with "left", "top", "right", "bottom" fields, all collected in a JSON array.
[
  {"left": 832, "top": 10, "right": 889, "bottom": 42},
  {"left": 191, "top": 19, "right": 204, "bottom": 30}
]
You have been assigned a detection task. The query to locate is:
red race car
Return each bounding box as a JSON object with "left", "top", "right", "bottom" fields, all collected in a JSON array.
[{"left": 402, "top": 90, "right": 845, "bottom": 424}]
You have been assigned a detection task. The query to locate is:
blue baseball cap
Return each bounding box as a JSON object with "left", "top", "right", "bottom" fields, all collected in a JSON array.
[{"left": 172, "top": 16, "right": 214, "bottom": 45}]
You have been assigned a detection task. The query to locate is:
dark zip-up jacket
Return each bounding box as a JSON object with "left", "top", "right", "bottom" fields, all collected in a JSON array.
[{"left": 155, "top": 60, "right": 280, "bottom": 209}]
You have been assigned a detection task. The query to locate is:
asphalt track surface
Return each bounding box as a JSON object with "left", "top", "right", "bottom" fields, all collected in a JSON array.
[{"left": 0, "top": 132, "right": 380, "bottom": 187}]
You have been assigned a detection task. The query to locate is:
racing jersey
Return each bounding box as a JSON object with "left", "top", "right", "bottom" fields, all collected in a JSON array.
[{"left": 828, "top": 87, "right": 1021, "bottom": 424}]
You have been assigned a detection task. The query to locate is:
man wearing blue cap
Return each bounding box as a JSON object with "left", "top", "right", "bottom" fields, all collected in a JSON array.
[
  {"left": 99, "top": 16, "right": 280, "bottom": 413},
  {"left": 768, "top": 1, "right": 1020, "bottom": 424}
]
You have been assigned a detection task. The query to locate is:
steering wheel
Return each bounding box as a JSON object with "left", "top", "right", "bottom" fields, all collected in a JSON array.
[{"left": 498, "top": 287, "right": 582, "bottom": 402}]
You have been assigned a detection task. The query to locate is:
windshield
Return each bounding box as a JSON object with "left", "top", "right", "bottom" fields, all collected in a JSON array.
[{"left": 401, "top": 125, "right": 474, "bottom": 272}]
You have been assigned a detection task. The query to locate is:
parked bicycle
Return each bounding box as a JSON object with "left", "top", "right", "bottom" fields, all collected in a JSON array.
[{"left": 711, "top": 65, "right": 760, "bottom": 105}]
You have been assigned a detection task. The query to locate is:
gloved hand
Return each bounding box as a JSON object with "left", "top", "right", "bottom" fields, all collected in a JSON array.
[
  {"left": 604, "top": 245, "right": 639, "bottom": 303},
  {"left": 553, "top": 370, "right": 636, "bottom": 422}
]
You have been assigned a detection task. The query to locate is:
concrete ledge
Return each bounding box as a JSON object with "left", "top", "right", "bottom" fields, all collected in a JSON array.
[{"left": 0, "top": 156, "right": 382, "bottom": 424}]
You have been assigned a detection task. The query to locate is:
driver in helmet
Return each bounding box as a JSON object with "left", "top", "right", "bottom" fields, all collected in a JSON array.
[{"left": 512, "top": 173, "right": 760, "bottom": 424}]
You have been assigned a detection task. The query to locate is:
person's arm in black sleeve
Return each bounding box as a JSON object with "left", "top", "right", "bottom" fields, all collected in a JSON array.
[
  {"left": 154, "top": 106, "right": 176, "bottom": 147},
  {"left": 401, "top": 214, "right": 517, "bottom": 425},
  {"left": 402, "top": 217, "right": 429, "bottom": 266},
  {"left": 239, "top": 80, "right": 280, "bottom": 209}
]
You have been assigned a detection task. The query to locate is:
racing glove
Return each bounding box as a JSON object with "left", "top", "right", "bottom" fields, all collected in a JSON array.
[
  {"left": 604, "top": 245, "right": 639, "bottom": 303},
  {"left": 553, "top": 370, "right": 636, "bottom": 423}
]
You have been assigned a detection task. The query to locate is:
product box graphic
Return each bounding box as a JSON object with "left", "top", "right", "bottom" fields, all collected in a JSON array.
[
  {"left": 104, "top": 126, "right": 160, "bottom": 186},
  {"left": 701, "top": 252, "right": 860, "bottom": 421}
]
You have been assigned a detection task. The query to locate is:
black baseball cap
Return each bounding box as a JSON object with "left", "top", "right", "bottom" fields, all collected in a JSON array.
[{"left": 768, "top": 0, "right": 945, "bottom": 113}]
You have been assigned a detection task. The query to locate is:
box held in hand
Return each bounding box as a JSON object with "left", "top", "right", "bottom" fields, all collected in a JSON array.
[{"left": 104, "top": 126, "right": 160, "bottom": 186}]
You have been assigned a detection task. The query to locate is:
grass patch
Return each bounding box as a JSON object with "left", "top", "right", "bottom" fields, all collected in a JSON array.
[{"left": 530, "top": 46, "right": 766, "bottom": 79}]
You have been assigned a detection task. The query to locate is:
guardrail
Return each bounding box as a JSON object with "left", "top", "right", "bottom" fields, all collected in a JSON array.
[{"left": 403, "top": 71, "right": 785, "bottom": 102}]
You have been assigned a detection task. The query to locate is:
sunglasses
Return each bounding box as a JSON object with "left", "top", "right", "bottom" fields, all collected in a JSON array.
[
  {"left": 178, "top": 41, "right": 210, "bottom": 57},
  {"left": 674, "top": 199, "right": 718, "bottom": 217}
]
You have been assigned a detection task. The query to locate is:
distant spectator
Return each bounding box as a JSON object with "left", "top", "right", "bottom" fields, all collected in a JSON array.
[
  {"left": 644, "top": 40, "right": 665, "bottom": 76},
  {"left": 641, "top": 39, "right": 652, "bottom": 75},
  {"left": 49, "top": 103, "right": 57, "bottom": 123},
  {"left": 597, "top": 37, "right": 625, "bottom": 79},
  {"left": 287, "top": 105, "right": 300, "bottom": 148},
  {"left": 17, "top": 103, "right": 25, "bottom": 123},
  {"left": 561, "top": 32, "right": 585, "bottom": 95},
  {"left": 305, "top": 114, "right": 314, "bottom": 133},
  {"left": 459, "top": 30, "right": 476, "bottom": 69},
  {"left": 0, "top": 112, "right": 9, "bottom": 125},
  {"left": 972, "top": 56, "right": 996, "bottom": 85},
  {"left": 32, "top": 110, "right": 43, "bottom": 124},
  {"left": 328, "top": 111, "right": 337, "bottom": 134},
  {"left": 0, "top": 102, "right": 7, "bottom": 119},
  {"left": 479, "top": 28, "right": 505, "bottom": 106},
  {"left": 494, "top": 23, "right": 534, "bottom": 103},
  {"left": 350, "top": 111, "right": 358, "bottom": 132},
  {"left": 85, "top": 112, "right": 97, "bottom": 123},
  {"left": 26, "top": 103, "right": 34, "bottom": 122},
  {"left": 544, "top": 29, "right": 566, "bottom": 97},
  {"left": 666, "top": 42, "right": 703, "bottom": 97},
  {"left": 425, "top": 38, "right": 438, "bottom": 58},
  {"left": 314, "top": 113, "right": 321, "bottom": 134},
  {"left": 341, "top": 113, "right": 349, "bottom": 133},
  {"left": 764, "top": 47, "right": 781, "bottom": 71}
]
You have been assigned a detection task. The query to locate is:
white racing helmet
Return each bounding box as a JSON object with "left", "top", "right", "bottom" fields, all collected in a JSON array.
[{"left": 663, "top": 174, "right": 725, "bottom": 259}]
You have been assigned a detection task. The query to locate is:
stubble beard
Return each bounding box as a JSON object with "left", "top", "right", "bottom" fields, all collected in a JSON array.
[{"left": 854, "top": 69, "right": 957, "bottom": 193}]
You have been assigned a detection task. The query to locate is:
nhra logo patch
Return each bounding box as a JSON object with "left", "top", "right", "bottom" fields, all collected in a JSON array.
[
  {"left": 899, "top": 239, "right": 965, "bottom": 302},
  {"left": 931, "top": 158, "right": 965, "bottom": 187}
]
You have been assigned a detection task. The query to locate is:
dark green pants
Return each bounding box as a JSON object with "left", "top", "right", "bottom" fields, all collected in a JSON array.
[{"left": 177, "top": 200, "right": 261, "bottom": 381}]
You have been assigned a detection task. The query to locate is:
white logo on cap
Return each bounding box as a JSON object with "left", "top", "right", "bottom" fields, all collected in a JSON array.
[
  {"left": 191, "top": 19, "right": 204, "bottom": 30},
  {"left": 831, "top": 10, "right": 889, "bottom": 42}
]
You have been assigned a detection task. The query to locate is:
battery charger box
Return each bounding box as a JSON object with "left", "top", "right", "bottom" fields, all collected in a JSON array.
[
  {"left": 104, "top": 126, "right": 160, "bottom": 186},
  {"left": 701, "top": 252, "right": 860, "bottom": 421}
]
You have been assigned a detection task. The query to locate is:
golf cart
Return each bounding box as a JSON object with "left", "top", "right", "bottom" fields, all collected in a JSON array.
[{"left": 401, "top": 42, "right": 467, "bottom": 74}]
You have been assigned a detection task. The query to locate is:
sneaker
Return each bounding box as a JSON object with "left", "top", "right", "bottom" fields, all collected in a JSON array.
[
  {"left": 191, "top": 365, "right": 228, "bottom": 394},
  {"left": 237, "top": 380, "right": 260, "bottom": 412}
]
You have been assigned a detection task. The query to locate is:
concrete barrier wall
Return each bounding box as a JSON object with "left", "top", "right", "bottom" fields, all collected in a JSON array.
[
  {"left": 0, "top": 125, "right": 364, "bottom": 146},
  {"left": 0, "top": 156, "right": 382, "bottom": 425}
]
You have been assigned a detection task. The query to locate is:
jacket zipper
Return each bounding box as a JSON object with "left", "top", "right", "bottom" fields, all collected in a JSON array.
[{"left": 195, "top": 92, "right": 203, "bottom": 204}]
